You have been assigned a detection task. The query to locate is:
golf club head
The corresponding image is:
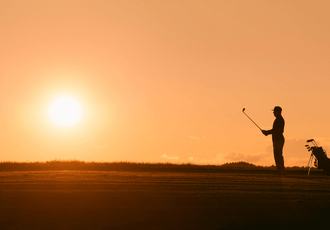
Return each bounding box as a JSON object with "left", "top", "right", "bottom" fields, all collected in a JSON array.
[
  {"left": 307, "top": 139, "right": 314, "bottom": 143},
  {"left": 305, "top": 145, "right": 310, "bottom": 147},
  {"left": 242, "top": 108, "right": 245, "bottom": 112}
]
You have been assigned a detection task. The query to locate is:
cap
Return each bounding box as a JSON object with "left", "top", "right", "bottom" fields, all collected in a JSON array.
[{"left": 272, "top": 106, "right": 282, "bottom": 112}]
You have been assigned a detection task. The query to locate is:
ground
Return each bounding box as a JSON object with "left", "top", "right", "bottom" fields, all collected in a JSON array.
[{"left": 0, "top": 169, "right": 329, "bottom": 230}]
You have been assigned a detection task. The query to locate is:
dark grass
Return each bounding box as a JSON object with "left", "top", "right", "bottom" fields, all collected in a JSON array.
[
  {"left": 0, "top": 160, "right": 321, "bottom": 174},
  {"left": 1, "top": 168, "right": 329, "bottom": 230},
  {"left": 1, "top": 162, "right": 329, "bottom": 229}
]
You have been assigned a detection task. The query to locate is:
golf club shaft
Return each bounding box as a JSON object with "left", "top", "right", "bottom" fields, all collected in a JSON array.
[{"left": 243, "top": 112, "right": 262, "bottom": 130}]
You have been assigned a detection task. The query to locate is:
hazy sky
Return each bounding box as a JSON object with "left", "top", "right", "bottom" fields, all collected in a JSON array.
[{"left": 1, "top": 0, "right": 330, "bottom": 166}]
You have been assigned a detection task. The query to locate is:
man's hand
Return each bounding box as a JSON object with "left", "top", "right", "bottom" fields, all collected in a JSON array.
[{"left": 262, "top": 130, "right": 268, "bottom": 136}]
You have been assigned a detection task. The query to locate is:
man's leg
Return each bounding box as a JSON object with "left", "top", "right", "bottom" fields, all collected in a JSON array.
[{"left": 273, "top": 140, "right": 285, "bottom": 175}]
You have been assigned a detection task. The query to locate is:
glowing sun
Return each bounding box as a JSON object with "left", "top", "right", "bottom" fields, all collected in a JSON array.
[{"left": 49, "top": 96, "right": 82, "bottom": 126}]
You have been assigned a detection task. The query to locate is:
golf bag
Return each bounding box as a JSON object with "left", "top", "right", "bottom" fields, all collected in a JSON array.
[
  {"left": 311, "top": 147, "right": 330, "bottom": 174},
  {"left": 306, "top": 139, "right": 330, "bottom": 175}
]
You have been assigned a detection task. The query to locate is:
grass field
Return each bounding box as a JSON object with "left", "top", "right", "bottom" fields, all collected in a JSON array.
[{"left": 0, "top": 162, "right": 329, "bottom": 230}]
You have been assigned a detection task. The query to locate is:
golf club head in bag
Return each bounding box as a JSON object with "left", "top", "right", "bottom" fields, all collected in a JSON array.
[{"left": 306, "top": 139, "right": 330, "bottom": 176}]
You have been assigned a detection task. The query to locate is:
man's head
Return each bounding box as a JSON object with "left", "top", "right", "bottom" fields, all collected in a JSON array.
[{"left": 272, "top": 106, "right": 282, "bottom": 117}]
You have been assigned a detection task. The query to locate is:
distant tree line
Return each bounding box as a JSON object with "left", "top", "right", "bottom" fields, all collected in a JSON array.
[{"left": 0, "top": 160, "right": 310, "bottom": 173}]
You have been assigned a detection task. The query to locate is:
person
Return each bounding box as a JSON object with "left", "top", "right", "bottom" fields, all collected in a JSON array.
[{"left": 262, "top": 106, "right": 285, "bottom": 175}]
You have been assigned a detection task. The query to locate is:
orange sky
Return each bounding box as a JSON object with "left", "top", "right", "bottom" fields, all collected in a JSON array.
[{"left": 1, "top": 0, "right": 330, "bottom": 166}]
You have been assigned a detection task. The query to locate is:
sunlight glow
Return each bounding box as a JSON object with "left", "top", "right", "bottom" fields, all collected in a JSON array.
[{"left": 49, "top": 96, "right": 82, "bottom": 126}]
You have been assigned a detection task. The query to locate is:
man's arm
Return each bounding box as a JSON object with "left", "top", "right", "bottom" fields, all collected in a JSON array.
[
  {"left": 262, "top": 118, "right": 284, "bottom": 136},
  {"left": 262, "top": 129, "right": 272, "bottom": 136}
]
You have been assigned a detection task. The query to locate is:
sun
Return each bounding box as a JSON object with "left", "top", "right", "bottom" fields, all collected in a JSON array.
[{"left": 49, "top": 96, "right": 82, "bottom": 126}]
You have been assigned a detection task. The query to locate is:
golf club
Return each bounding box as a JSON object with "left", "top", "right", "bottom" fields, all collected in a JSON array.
[
  {"left": 307, "top": 139, "right": 318, "bottom": 147},
  {"left": 242, "top": 108, "right": 262, "bottom": 131}
]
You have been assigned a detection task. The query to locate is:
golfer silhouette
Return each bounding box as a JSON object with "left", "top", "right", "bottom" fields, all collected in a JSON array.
[{"left": 261, "top": 106, "right": 285, "bottom": 175}]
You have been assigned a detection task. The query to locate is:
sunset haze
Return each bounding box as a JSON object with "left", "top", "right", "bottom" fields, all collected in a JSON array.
[{"left": 1, "top": 0, "right": 330, "bottom": 166}]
